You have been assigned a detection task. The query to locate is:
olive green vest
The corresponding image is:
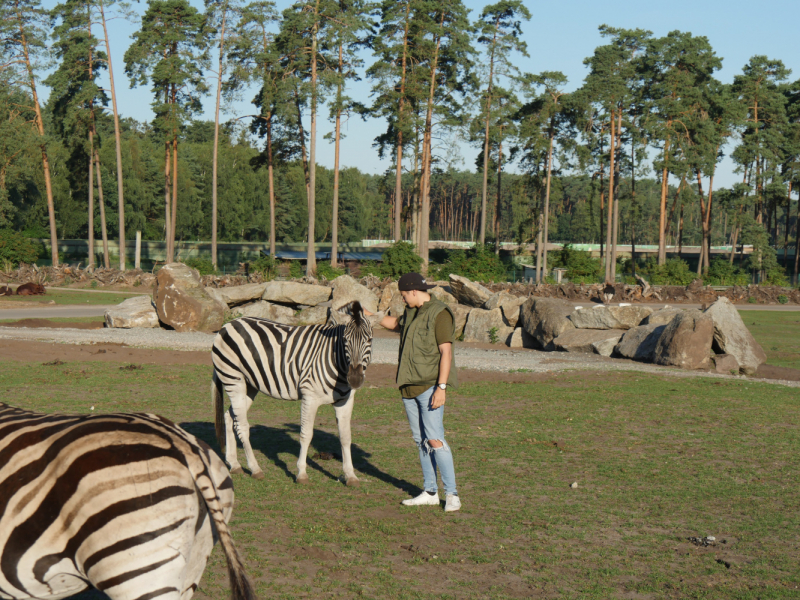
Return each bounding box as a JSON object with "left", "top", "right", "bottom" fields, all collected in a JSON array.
[{"left": 396, "top": 298, "right": 458, "bottom": 390}]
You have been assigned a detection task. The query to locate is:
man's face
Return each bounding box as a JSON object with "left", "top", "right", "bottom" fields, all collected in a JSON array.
[{"left": 400, "top": 289, "right": 422, "bottom": 308}]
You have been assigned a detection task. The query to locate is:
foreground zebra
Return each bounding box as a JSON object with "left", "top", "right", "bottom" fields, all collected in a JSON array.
[
  {"left": 212, "top": 301, "right": 383, "bottom": 485},
  {"left": 0, "top": 403, "right": 255, "bottom": 600}
]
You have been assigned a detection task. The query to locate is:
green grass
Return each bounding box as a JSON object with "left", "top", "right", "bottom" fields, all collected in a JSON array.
[
  {"left": 0, "top": 289, "right": 139, "bottom": 306},
  {"left": 741, "top": 310, "right": 800, "bottom": 370},
  {"left": 1, "top": 360, "right": 798, "bottom": 599}
]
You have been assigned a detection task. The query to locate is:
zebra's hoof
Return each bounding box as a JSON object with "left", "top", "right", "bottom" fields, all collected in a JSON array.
[
  {"left": 345, "top": 477, "right": 360, "bottom": 487},
  {"left": 230, "top": 466, "right": 244, "bottom": 475},
  {"left": 296, "top": 474, "right": 309, "bottom": 484},
  {"left": 251, "top": 471, "right": 265, "bottom": 480}
]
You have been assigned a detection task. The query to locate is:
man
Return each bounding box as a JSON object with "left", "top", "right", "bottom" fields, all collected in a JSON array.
[{"left": 371, "top": 272, "right": 461, "bottom": 512}]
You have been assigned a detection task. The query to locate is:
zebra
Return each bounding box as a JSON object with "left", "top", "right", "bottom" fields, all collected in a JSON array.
[
  {"left": 211, "top": 300, "right": 383, "bottom": 485},
  {"left": 0, "top": 403, "right": 256, "bottom": 600}
]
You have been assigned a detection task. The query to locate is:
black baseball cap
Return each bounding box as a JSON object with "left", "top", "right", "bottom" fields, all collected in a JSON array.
[{"left": 397, "top": 272, "right": 436, "bottom": 291}]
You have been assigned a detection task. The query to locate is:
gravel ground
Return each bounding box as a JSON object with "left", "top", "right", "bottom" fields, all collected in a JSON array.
[{"left": 1, "top": 325, "right": 797, "bottom": 388}]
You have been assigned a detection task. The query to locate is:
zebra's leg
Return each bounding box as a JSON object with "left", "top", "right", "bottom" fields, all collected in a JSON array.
[
  {"left": 334, "top": 391, "right": 359, "bottom": 487},
  {"left": 225, "top": 381, "right": 264, "bottom": 479},
  {"left": 222, "top": 409, "right": 243, "bottom": 475},
  {"left": 296, "top": 396, "right": 323, "bottom": 484}
]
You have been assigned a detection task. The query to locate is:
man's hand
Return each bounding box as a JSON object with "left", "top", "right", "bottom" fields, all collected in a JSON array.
[{"left": 431, "top": 387, "right": 446, "bottom": 409}]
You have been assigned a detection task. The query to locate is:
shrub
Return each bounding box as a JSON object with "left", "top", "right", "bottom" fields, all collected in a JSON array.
[
  {"left": 359, "top": 260, "right": 383, "bottom": 278},
  {"left": 251, "top": 255, "right": 278, "bottom": 280},
  {"left": 778, "top": 294, "right": 788, "bottom": 305},
  {"left": 288, "top": 260, "right": 303, "bottom": 279},
  {"left": 381, "top": 241, "right": 423, "bottom": 279},
  {"left": 184, "top": 256, "right": 218, "bottom": 276},
  {"left": 0, "top": 229, "right": 42, "bottom": 268},
  {"left": 704, "top": 258, "right": 749, "bottom": 286},
  {"left": 747, "top": 296, "right": 757, "bottom": 304},
  {"left": 316, "top": 262, "right": 345, "bottom": 280},
  {"left": 488, "top": 326, "right": 499, "bottom": 344},
  {"left": 547, "top": 244, "right": 602, "bottom": 283},
  {"left": 640, "top": 258, "right": 695, "bottom": 286},
  {"left": 434, "top": 244, "right": 507, "bottom": 283}
]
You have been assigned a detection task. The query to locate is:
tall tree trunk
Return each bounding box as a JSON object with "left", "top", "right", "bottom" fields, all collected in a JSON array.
[
  {"left": 794, "top": 185, "right": 800, "bottom": 284},
  {"left": 94, "top": 150, "right": 110, "bottom": 268},
  {"left": 542, "top": 126, "right": 554, "bottom": 278},
  {"left": 211, "top": 3, "right": 228, "bottom": 269},
  {"left": 98, "top": 0, "right": 125, "bottom": 269},
  {"left": 630, "top": 129, "right": 637, "bottom": 278},
  {"left": 605, "top": 110, "right": 616, "bottom": 283},
  {"left": 393, "top": 1, "right": 410, "bottom": 243},
  {"left": 494, "top": 138, "right": 503, "bottom": 256},
  {"left": 170, "top": 133, "right": 178, "bottom": 261},
  {"left": 88, "top": 130, "right": 95, "bottom": 269},
  {"left": 331, "top": 48, "right": 343, "bottom": 269},
  {"left": 16, "top": 11, "right": 58, "bottom": 266},
  {"left": 164, "top": 136, "right": 172, "bottom": 262},
  {"left": 610, "top": 110, "right": 622, "bottom": 281},
  {"left": 479, "top": 19, "right": 499, "bottom": 246},
  {"left": 305, "top": 0, "right": 320, "bottom": 276},
  {"left": 535, "top": 211, "right": 543, "bottom": 283},
  {"left": 267, "top": 114, "right": 276, "bottom": 258},
  {"left": 657, "top": 138, "right": 670, "bottom": 265},
  {"left": 784, "top": 181, "right": 792, "bottom": 269}
]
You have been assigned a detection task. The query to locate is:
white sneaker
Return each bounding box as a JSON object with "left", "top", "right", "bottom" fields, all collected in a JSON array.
[
  {"left": 444, "top": 494, "right": 461, "bottom": 512},
  {"left": 401, "top": 491, "right": 440, "bottom": 506}
]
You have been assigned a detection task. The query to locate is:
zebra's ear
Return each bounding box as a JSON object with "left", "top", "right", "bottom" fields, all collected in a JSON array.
[{"left": 329, "top": 307, "right": 353, "bottom": 326}]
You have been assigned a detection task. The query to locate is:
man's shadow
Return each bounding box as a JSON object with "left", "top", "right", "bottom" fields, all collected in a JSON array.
[{"left": 180, "top": 421, "right": 420, "bottom": 495}]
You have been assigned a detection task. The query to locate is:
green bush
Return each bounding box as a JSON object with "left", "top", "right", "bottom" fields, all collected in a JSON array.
[
  {"left": 704, "top": 258, "right": 749, "bottom": 286},
  {"left": 184, "top": 256, "right": 218, "bottom": 276},
  {"left": 288, "top": 261, "right": 303, "bottom": 279},
  {"left": 0, "top": 229, "right": 42, "bottom": 268},
  {"left": 778, "top": 294, "right": 788, "bottom": 304},
  {"left": 251, "top": 255, "right": 278, "bottom": 280},
  {"left": 381, "top": 241, "right": 423, "bottom": 279},
  {"left": 747, "top": 296, "right": 758, "bottom": 304},
  {"left": 316, "top": 262, "right": 345, "bottom": 280},
  {"left": 640, "top": 257, "right": 696, "bottom": 286},
  {"left": 359, "top": 260, "right": 383, "bottom": 278},
  {"left": 434, "top": 244, "right": 507, "bottom": 283},
  {"left": 547, "top": 244, "right": 602, "bottom": 283}
]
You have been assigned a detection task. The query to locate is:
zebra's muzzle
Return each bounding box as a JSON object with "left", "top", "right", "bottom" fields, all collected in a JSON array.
[{"left": 347, "top": 364, "right": 365, "bottom": 389}]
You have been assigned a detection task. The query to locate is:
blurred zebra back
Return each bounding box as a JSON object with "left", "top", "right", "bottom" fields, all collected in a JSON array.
[{"left": 0, "top": 403, "right": 256, "bottom": 600}]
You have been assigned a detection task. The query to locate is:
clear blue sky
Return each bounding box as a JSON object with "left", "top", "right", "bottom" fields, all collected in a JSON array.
[{"left": 45, "top": 0, "right": 800, "bottom": 190}]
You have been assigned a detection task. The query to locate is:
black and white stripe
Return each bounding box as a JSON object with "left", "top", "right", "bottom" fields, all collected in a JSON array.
[
  {"left": 0, "top": 403, "right": 255, "bottom": 600},
  {"left": 212, "top": 300, "right": 382, "bottom": 484}
]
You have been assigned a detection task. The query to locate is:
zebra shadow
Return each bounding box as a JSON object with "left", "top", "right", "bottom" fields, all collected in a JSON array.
[{"left": 179, "top": 421, "right": 420, "bottom": 495}]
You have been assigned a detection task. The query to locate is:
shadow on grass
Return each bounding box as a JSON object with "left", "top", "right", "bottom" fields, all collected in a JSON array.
[{"left": 180, "top": 421, "right": 419, "bottom": 495}]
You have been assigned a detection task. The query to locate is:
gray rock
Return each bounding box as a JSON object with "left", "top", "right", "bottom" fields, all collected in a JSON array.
[
  {"left": 294, "top": 305, "right": 330, "bottom": 326},
  {"left": 485, "top": 291, "right": 527, "bottom": 327},
  {"left": 552, "top": 328, "right": 624, "bottom": 355},
  {"left": 330, "top": 275, "right": 379, "bottom": 313},
  {"left": 430, "top": 286, "right": 459, "bottom": 309},
  {"left": 378, "top": 282, "right": 406, "bottom": 317},
  {"left": 712, "top": 353, "right": 740, "bottom": 375},
  {"left": 208, "top": 282, "right": 267, "bottom": 307},
  {"left": 233, "top": 300, "right": 297, "bottom": 324},
  {"left": 520, "top": 297, "right": 575, "bottom": 350},
  {"left": 104, "top": 295, "right": 159, "bottom": 329},
  {"left": 653, "top": 309, "right": 714, "bottom": 370},
  {"left": 704, "top": 296, "right": 767, "bottom": 375},
  {"left": 462, "top": 308, "right": 512, "bottom": 344},
  {"left": 642, "top": 307, "right": 683, "bottom": 326},
  {"left": 507, "top": 327, "right": 539, "bottom": 349},
  {"left": 570, "top": 304, "right": 652, "bottom": 330},
  {"left": 153, "top": 263, "right": 225, "bottom": 333},
  {"left": 614, "top": 324, "right": 666, "bottom": 361},
  {"left": 262, "top": 281, "right": 331, "bottom": 307},
  {"left": 591, "top": 335, "right": 622, "bottom": 357},
  {"left": 448, "top": 274, "right": 493, "bottom": 307},
  {"left": 453, "top": 305, "right": 471, "bottom": 339}
]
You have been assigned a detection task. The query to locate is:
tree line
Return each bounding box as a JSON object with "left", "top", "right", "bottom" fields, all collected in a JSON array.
[{"left": 1, "top": 0, "right": 799, "bottom": 282}]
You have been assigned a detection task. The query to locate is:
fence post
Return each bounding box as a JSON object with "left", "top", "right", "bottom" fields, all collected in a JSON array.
[{"left": 135, "top": 231, "right": 141, "bottom": 270}]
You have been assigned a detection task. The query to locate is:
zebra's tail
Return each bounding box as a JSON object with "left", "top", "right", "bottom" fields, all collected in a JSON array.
[
  {"left": 197, "top": 470, "right": 257, "bottom": 600},
  {"left": 212, "top": 370, "right": 226, "bottom": 455}
]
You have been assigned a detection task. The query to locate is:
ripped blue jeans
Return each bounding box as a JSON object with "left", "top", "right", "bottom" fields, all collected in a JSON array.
[{"left": 402, "top": 386, "right": 458, "bottom": 496}]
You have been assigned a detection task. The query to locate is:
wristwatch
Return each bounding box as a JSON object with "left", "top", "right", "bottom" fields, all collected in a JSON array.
[{"left": 437, "top": 383, "right": 447, "bottom": 390}]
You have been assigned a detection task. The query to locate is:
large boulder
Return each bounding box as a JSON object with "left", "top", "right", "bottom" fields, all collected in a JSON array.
[
  {"left": 294, "top": 305, "right": 329, "bottom": 325},
  {"left": 704, "top": 296, "right": 767, "bottom": 375},
  {"left": 104, "top": 295, "right": 160, "bottom": 328},
  {"left": 520, "top": 297, "right": 575, "bottom": 350},
  {"left": 642, "top": 307, "right": 683, "bottom": 326},
  {"left": 614, "top": 324, "right": 666, "bottom": 361},
  {"left": 233, "top": 300, "right": 296, "bottom": 324},
  {"left": 453, "top": 305, "right": 471, "bottom": 339},
  {"left": 485, "top": 291, "right": 527, "bottom": 327},
  {"left": 448, "top": 274, "right": 492, "bottom": 307},
  {"left": 330, "top": 275, "right": 379, "bottom": 313},
  {"left": 207, "top": 282, "right": 267, "bottom": 307},
  {"left": 262, "top": 281, "right": 331, "bottom": 307},
  {"left": 153, "top": 263, "right": 225, "bottom": 333},
  {"left": 552, "top": 328, "right": 625, "bottom": 355},
  {"left": 462, "top": 308, "right": 512, "bottom": 344},
  {"left": 569, "top": 305, "right": 652, "bottom": 330},
  {"left": 712, "top": 353, "right": 740, "bottom": 375},
  {"left": 653, "top": 309, "right": 714, "bottom": 370},
  {"left": 378, "top": 282, "right": 406, "bottom": 317},
  {"left": 430, "top": 286, "right": 459, "bottom": 310}
]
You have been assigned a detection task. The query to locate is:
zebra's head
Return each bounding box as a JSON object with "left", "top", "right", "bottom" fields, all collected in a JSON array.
[{"left": 331, "top": 301, "right": 384, "bottom": 389}]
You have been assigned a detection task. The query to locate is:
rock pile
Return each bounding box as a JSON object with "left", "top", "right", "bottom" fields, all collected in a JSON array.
[{"left": 103, "top": 266, "right": 768, "bottom": 375}]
